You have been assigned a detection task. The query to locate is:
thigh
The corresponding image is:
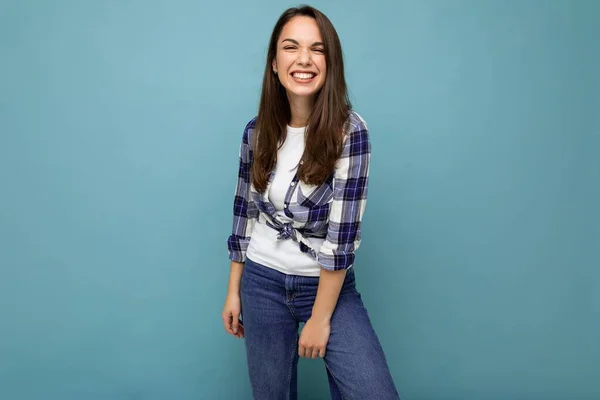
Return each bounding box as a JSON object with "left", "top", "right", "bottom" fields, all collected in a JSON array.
[
  {"left": 241, "top": 259, "right": 300, "bottom": 400},
  {"left": 323, "top": 283, "right": 400, "bottom": 400}
]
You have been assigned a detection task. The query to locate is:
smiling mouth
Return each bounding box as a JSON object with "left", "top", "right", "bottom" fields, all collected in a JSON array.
[{"left": 291, "top": 72, "right": 316, "bottom": 81}]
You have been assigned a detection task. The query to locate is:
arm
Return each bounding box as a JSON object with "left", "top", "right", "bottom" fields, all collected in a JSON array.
[
  {"left": 227, "top": 261, "right": 245, "bottom": 295},
  {"left": 223, "top": 119, "right": 259, "bottom": 339},
  {"left": 298, "top": 269, "right": 346, "bottom": 358},
  {"left": 298, "top": 117, "right": 371, "bottom": 357},
  {"left": 316, "top": 117, "right": 371, "bottom": 271},
  {"left": 223, "top": 260, "right": 245, "bottom": 338},
  {"left": 311, "top": 269, "right": 347, "bottom": 323},
  {"left": 226, "top": 118, "right": 259, "bottom": 263}
]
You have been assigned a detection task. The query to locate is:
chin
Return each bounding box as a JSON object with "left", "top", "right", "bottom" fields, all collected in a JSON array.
[{"left": 287, "top": 87, "right": 320, "bottom": 98}]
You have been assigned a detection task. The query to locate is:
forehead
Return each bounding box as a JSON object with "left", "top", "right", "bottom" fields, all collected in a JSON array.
[{"left": 279, "top": 16, "right": 322, "bottom": 43}]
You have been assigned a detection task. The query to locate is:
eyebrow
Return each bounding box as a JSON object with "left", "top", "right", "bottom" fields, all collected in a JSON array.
[{"left": 281, "top": 38, "right": 324, "bottom": 47}]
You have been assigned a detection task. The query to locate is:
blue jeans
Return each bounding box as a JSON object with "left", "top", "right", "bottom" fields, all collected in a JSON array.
[{"left": 240, "top": 257, "right": 400, "bottom": 400}]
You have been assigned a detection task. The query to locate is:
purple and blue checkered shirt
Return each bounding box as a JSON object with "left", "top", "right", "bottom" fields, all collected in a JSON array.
[{"left": 227, "top": 111, "right": 371, "bottom": 271}]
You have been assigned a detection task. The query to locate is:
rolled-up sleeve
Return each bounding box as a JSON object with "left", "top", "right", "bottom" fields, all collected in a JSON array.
[
  {"left": 227, "top": 118, "right": 259, "bottom": 262},
  {"left": 317, "top": 118, "right": 371, "bottom": 271}
]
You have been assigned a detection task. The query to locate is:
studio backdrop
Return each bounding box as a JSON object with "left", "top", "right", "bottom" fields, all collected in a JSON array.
[{"left": 1, "top": 0, "right": 598, "bottom": 399}]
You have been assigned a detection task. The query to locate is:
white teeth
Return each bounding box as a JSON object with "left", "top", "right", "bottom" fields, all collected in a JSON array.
[{"left": 292, "top": 72, "right": 315, "bottom": 80}]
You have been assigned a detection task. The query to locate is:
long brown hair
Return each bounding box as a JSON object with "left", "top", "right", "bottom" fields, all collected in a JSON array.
[{"left": 252, "top": 5, "right": 352, "bottom": 192}]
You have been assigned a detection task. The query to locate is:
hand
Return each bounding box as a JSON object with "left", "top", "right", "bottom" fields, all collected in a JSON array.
[
  {"left": 222, "top": 293, "right": 244, "bottom": 339},
  {"left": 298, "top": 318, "right": 330, "bottom": 359}
]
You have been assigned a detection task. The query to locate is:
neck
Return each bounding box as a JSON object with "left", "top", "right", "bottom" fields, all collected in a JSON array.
[{"left": 287, "top": 92, "right": 315, "bottom": 127}]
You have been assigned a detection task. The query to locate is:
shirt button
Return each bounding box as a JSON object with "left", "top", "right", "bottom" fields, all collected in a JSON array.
[
  {"left": 300, "top": 160, "right": 304, "bottom": 165},
  {"left": 284, "top": 204, "right": 288, "bottom": 208},
  {"left": 290, "top": 182, "right": 296, "bottom": 186}
]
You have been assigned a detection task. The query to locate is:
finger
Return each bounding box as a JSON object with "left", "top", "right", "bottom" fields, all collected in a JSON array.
[
  {"left": 231, "top": 314, "right": 240, "bottom": 335},
  {"left": 319, "top": 347, "right": 326, "bottom": 358},
  {"left": 298, "top": 344, "right": 306, "bottom": 358},
  {"left": 311, "top": 348, "right": 320, "bottom": 359},
  {"left": 222, "top": 313, "right": 234, "bottom": 334},
  {"left": 233, "top": 322, "right": 244, "bottom": 338}
]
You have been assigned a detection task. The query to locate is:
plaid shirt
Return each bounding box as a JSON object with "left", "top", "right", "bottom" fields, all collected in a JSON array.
[{"left": 227, "top": 111, "right": 371, "bottom": 271}]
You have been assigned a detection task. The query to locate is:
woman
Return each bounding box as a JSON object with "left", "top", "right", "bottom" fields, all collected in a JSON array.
[{"left": 222, "top": 5, "right": 400, "bottom": 400}]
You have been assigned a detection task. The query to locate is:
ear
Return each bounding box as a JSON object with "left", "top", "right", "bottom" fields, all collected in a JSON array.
[{"left": 272, "top": 59, "right": 277, "bottom": 73}]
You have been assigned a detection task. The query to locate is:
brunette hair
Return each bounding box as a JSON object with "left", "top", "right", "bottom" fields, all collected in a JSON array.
[{"left": 252, "top": 5, "right": 352, "bottom": 192}]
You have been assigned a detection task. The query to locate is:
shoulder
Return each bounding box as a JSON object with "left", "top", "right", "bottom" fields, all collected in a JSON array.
[
  {"left": 337, "top": 111, "right": 371, "bottom": 159},
  {"left": 342, "top": 110, "right": 370, "bottom": 151},
  {"left": 242, "top": 116, "right": 258, "bottom": 144},
  {"left": 245, "top": 116, "right": 258, "bottom": 130},
  {"left": 344, "top": 110, "right": 369, "bottom": 139}
]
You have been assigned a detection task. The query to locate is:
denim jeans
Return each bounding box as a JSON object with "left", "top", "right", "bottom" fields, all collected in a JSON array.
[{"left": 240, "top": 257, "right": 400, "bottom": 400}]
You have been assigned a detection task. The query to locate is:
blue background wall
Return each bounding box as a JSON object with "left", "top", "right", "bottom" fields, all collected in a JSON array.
[{"left": 1, "top": 0, "right": 598, "bottom": 399}]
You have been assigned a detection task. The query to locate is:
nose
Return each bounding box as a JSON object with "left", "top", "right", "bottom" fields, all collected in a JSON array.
[{"left": 297, "top": 48, "right": 312, "bottom": 65}]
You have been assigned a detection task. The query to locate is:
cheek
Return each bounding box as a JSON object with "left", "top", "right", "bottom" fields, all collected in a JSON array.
[
  {"left": 319, "top": 65, "right": 327, "bottom": 85},
  {"left": 278, "top": 54, "right": 295, "bottom": 69},
  {"left": 318, "top": 61, "right": 326, "bottom": 77}
]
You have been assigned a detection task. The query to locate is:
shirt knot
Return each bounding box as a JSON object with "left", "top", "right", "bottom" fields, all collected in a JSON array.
[{"left": 277, "top": 222, "right": 295, "bottom": 240}]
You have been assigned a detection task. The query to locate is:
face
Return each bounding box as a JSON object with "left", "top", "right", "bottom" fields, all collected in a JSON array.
[{"left": 272, "top": 16, "right": 327, "bottom": 101}]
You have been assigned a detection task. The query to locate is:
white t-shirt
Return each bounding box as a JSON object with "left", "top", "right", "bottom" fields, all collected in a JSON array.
[{"left": 246, "top": 125, "right": 325, "bottom": 276}]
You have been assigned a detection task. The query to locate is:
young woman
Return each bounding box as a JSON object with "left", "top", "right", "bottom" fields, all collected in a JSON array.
[{"left": 222, "top": 5, "right": 400, "bottom": 400}]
